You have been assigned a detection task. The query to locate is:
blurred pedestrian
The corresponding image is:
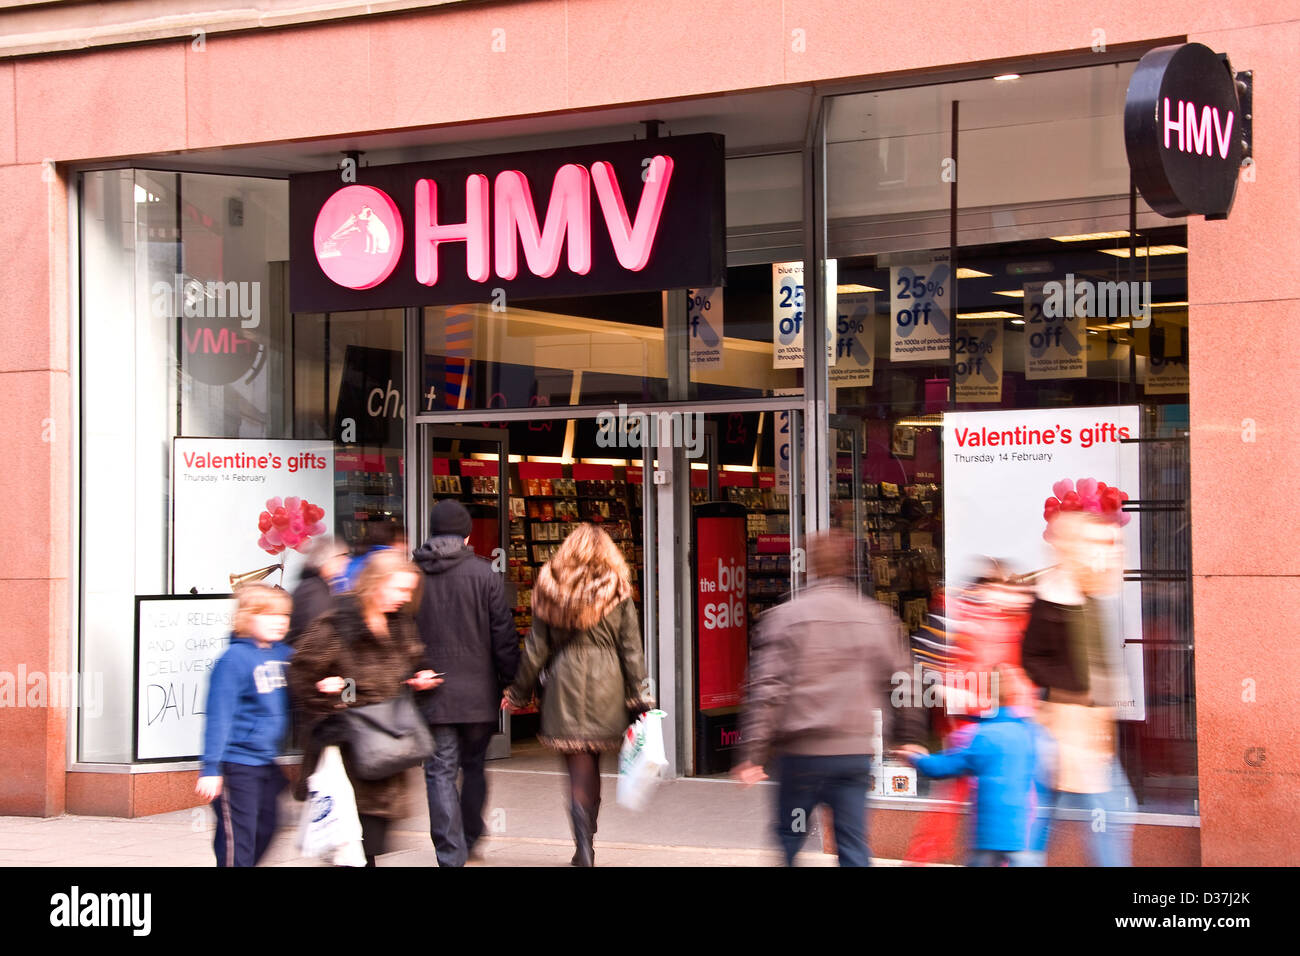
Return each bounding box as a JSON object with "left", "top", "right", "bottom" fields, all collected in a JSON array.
[
  {"left": 902, "top": 559, "right": 1033, "bottom": 864},
  {"left": 413, "top": 500, "right": 520, "bottom": 867},
  {"left": 732, "top": 529, "right": 922, "bottom": 867},
  {"left": 1021, "top": 509, "right": 1132, "bottom": 866},
  {"left": 289, "top": 549, "right": 442, "bottom": 866},
  {"left": 899, "top": 664, "right": 1048, "bottom": 866},
  {"left": 287, "top": 535, "right": 349, "bottom": 645},
  {"left": 502, "top": 524, "right": 654, "bottom": 867},
  {"left": 197, "top": 584, "right": 293, "bottom": 867},
  {"left": 340, "top": 520, "right": 406, "bottom": 591}
]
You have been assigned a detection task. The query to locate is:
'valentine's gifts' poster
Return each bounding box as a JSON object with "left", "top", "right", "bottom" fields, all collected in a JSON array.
[
  {"left": 943, "top": 406, "right": 1144, "bottom": 721},
  {"left": 172, "top": 438, "right": 335, "bottom": 594}
]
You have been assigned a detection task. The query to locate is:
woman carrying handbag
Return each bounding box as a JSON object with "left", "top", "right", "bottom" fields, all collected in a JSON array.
[
  {"left": 503, "top": 523, "right": 655, "bottom": 866},
  {"left": 290, "top": 549, "right": 442, "bottom": 866}
]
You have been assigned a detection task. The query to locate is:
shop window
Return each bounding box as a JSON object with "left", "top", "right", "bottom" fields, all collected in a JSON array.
[
  {"left": 78, "top": 170, "right": 403, "bottom": 763},
  {"left": 823, "top": 66, "right": 1196, "bottom": 815}
]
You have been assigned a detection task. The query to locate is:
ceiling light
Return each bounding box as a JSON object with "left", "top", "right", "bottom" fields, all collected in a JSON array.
[
  {"left": 993, "top": 74, "right": 1021, "bottom": 82},
  {"left": 993, "top": 289, "right": 1025, "bottom": 298},
  {"left": 1098, "top": 245, "right": 1188, "bottom": 258},
  {"left": 1050, "top": 231, "right": 1131, "bottom": 242},
  {"left": 956, "top": 310, "right": 1019, "bottom": 319},
  {"left": 1151, "top": 301, "right": 1189, "bottom": 308},
  {"left": 955, "top": 267, "right": 991, "bottom": 279},
  {"left": 1011, "top": 319, "right": 1026, "bottom": 325},
  {"left": 837, "top": 283, "right": 882, "bottom": 294}
]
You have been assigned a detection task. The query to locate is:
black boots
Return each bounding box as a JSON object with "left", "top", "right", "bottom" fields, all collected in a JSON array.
[{"left": 569, "top": 798, "right": 597, "bottom": 867}]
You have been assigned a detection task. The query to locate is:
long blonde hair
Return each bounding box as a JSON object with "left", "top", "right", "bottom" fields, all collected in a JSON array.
[
  {"left": 355, "top": 548, "right": 424, "bottom": 615},
  {"left": 532, "top": 523, "right": 632, "bottom": 631}
]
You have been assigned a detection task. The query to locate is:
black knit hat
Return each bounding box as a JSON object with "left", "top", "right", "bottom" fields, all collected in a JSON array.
[{"left": 429, "top": 499, "right": 473, "bottom": 538}]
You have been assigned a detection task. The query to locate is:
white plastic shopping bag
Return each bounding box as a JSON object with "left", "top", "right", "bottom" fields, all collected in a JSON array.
[
  {"left": 300, "top": 745, "right": 366, "bottom": 867},
  {"left": 616, "top": 710, "right": 669, "bottom": 811}
]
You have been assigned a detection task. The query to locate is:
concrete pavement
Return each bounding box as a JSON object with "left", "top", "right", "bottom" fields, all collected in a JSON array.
[{"left": 0, "top": 747, "right": 894, "bottom": 867}]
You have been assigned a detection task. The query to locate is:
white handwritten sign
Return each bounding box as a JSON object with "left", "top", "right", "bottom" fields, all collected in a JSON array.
[{"left": 135, "top": 596, "right": 236, "bottom": 760}]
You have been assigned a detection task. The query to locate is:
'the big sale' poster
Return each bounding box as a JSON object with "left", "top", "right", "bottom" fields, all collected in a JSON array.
[
  {"left": 943, "top": 407, "right": 1145, "bottom": 720},
  {"left": 173, "top": 438, "right": 336, "bottom": 594}
]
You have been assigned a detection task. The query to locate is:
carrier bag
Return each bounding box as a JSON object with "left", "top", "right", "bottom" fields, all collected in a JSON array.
[
  {"left": 616, "top": 710, "right": 669, "bottom": 810},
  {"left": 300, "top": 745, "right": 366, "bottom": 866}
]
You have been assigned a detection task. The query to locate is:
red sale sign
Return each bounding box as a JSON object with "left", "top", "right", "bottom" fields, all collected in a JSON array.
[{"left": 695, "top": 513, "right": 748, "bottom": 711}]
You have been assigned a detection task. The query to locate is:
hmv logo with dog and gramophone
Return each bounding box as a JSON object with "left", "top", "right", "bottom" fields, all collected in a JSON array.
[{"left": 290, "top": 134, "right": 726, "bottom": 313}]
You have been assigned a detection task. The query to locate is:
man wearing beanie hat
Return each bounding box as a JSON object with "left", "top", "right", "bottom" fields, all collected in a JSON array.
[{"left": 413, "top": 499, "right": 520, "bottom": 866}]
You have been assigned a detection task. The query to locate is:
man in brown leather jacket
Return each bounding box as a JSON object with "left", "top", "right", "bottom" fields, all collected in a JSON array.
[{"left": 733, "top": 529, "right": 923, "bottom": 866}]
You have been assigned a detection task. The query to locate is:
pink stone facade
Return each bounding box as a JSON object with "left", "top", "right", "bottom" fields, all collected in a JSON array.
[{"left": 1, "top": 1, "right": 1295, "bottom": 864}]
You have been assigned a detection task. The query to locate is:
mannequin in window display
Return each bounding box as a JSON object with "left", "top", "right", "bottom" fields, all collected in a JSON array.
[{"left": 1021, "top": 510, "right": 1133, "bottom": 867}]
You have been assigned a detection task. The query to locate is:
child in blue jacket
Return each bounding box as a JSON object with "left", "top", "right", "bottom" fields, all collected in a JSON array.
[
  {"left": 198, "top": 584, "right": 294, "bottom": 867},
  {"left": 899, "top": 664, "right": 1051, "bottom": 866}
]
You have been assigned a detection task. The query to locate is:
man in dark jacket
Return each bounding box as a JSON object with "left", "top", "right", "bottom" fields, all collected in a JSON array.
[{"left": 413, "top": 500, "right": 520, "bottom": 867}]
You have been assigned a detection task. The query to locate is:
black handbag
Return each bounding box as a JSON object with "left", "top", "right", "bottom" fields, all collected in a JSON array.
[{"left": 335, "top": 689, "right": 435, "bottom": 780}]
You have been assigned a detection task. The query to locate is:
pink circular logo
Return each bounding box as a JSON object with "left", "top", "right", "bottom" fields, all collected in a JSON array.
[{"left": 313, "top": 185, "right": 404, "bottom": 290}]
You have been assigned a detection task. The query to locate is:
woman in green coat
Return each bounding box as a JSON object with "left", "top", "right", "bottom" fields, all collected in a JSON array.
[{"left": 503, "top": 523, "right": 654, "bottom": 866}]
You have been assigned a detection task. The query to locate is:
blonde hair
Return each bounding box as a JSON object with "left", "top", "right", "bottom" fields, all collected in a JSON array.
[
  {"left": 233, "top": 583, "right": 291, "bottom": 635},
  {"left": 532, "top": 523, "right": 632, "bottom": 631},
  {"left": 355, "top": 548, "right": 423, "bottom": 615}
]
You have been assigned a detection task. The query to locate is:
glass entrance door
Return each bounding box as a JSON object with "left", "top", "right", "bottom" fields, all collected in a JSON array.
[
  {"left": 417, "top": 423, "right": 512, "bottom": 758},
  {"left": 686, "top": 407, "right": 803, "bottom": 775},
  {"left": 829, "top": 414, "right": 866, "bottom": 590}
]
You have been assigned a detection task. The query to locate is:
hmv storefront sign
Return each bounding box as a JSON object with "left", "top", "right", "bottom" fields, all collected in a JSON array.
[
  {"left": 290, "top": 134, "right": 726, "bottom": 312},
  {"left": 1124, "top": 42, "right": 1249, "bottom": 220}
]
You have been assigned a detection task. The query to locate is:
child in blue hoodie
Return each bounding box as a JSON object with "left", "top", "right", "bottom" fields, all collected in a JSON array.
[
  {"left": 198, "top": 584, "right": 294, "bottom": 867},
  {"left": 898, "top": 664, "right": 1050, "bottom": 866}
]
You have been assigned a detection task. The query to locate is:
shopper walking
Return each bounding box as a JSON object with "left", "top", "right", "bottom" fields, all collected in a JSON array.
[
  {"left": 197, "top": 584, "right": 294, "bottom": 867},
  {"left": 289, "top": 549, "right": 442, "bottom": 866},
  {"left": 287, "top": 535, "right": 349, "bottom": 645},
  {"left": 900, "top": 664, "right": 1048, "bottom": 866},
  {"left": 413, "top": 500, "right": 520, "bottom": 867},
  {"left": 1021, "top": 509, "right": 1133, "bottom": 867},
  {"left": 732, "top": 529, "right": 921, "bottom": 866},
  {"left": 502, "top": 523, "right": 654, "bottom": 866}
]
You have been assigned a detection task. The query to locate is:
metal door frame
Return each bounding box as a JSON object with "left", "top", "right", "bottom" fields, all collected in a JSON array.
[{"left": 415, "top": 422, "right": 512, "bottom": 758}]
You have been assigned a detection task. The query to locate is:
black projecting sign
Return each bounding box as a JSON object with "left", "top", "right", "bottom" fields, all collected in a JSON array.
[{"left": 1124, "top": 42, "right": 1248, "bottom": 220}]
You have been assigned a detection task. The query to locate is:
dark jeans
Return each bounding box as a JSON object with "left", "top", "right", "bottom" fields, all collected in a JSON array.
[
  {"left": 424, "top": 722, "right": 496, "bottom": 867},
  {"left": 212, "top": 762, "right": 286, "bottom": 867},
  {"left": 776, "top": 753, "right": 872, "bottom": 867}
]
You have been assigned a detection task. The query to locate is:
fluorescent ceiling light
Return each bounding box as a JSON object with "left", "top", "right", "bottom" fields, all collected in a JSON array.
[
  {"left": 1151, "top": 301, "right": 1189, "bottom": 308},
  {"left": 1050, "top": 231, "right": 1131, "bottom": 242},
  {"left": 1098, "top": 245, "right": 1188, "bottom": 258},
  {"left": 993, "top": 289, "right": 1025, "bottom": 298},
  {"left": 837, "top": 284, "right": 882, "bottom": 294},
  {"left": 955, "top": 267, "right": 991, "bottom": 279},
  {"left": 1011, "top": 319, "right": 1026, "bottom": 325},
  {"left": 722, "top": 465, "right": 758, "bottom": 473},
  {"left": 993, "top": 73, "right": 1020, "bottom": 82},
  {"left": 581, "top": 458, "right": 631, "bottom": 466},
  {"left": 956, "top": 310, "right": 1019, "bottom": 319}
]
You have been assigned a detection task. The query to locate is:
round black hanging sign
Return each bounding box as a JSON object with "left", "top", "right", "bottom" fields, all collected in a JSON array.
[{"left": 1124, "top": 42, "right": 1245, "bottom": 220}]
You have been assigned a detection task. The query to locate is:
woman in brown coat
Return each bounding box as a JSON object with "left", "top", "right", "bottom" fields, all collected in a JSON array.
[
  {"left": 289, "top": 549, "right": 442, "bottom": 866},
  {"left": 503, "top": 523, "right": 654, "bottom": 866}
]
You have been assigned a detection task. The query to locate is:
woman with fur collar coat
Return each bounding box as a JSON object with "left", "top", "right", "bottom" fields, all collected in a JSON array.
[
  {"left": 289, "top": 550, "right": 441, "bottom": 866},
  {"left": 503, "top": 523, "right": 654, "bottom": 866}
]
